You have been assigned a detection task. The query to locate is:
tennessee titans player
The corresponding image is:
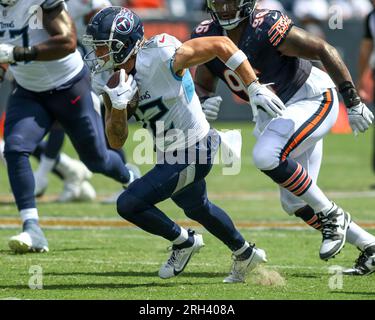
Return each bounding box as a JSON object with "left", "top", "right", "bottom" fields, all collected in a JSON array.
[
  {"left": 32, "top": 0, "right": 141, "bottom": 203},
  {"left": 83, "top": 6, "right": 288, "bottom": 282},
  {"left": 0, "top": 0, "right": 136, "bottom": 253},
  {"left": 192, "top": 0, "right": 375, "bottom": 275}
]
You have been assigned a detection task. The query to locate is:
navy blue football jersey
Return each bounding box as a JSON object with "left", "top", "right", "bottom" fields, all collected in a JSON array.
[{"left": 191, "top": 9, "right": 312, "bottom": 103}]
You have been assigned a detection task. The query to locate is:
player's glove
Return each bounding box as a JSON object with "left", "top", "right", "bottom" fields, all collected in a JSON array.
[
  {"left": 103, "top": 69, "right": 138, "bottom": 111},
  {"left": 0, "top": 44, "right": 15, "bottom": 64},
  {"left": 339, "top": 81, "right": 374, "bottom": 134},
  {"left": 201, "top": 96, "right": 223, "bottom": 121},
  {"left": 347, "top": 102, "right": 374, "bottom": 134},
  {"left": 247, "top": 81, "right": 286, "bottom": 119}
]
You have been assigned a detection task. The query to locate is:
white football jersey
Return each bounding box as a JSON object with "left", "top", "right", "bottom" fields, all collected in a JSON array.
[
  {"left": 0, "top": 0, "right": 84, "bottom": 92},
  {"left": 134, "top": 34, "right": 210, "bottom": 151}
]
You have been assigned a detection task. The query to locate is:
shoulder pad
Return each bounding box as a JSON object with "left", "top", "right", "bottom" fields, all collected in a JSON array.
[{"left": 191, "top": 20, "right": 223, "bottom": 39}]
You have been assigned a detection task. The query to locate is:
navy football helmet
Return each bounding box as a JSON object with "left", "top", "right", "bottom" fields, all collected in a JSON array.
[
  {"left": 83, "top": 6, "right": 144, "bottom": 73},
  {"left": 207, "top": 0, "right": 257, "bottom": 30}
]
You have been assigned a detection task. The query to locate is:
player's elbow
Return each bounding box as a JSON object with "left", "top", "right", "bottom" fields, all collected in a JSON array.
[
  {"left": 215, "top": 36, "right": 235, "bottom": 57},
  {"left": 63, "top": 36, "right": 77, "bottom": 54},
  {"left": 318, "top": 41, "right": 337, "bottom": 60}
]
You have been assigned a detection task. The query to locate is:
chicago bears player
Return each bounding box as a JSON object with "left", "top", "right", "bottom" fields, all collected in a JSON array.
[
  {"left": 0, "top": 0, "right": 137, "bottom": 253},
  {"left": 83, "top": 6, "right": 287, "bottom": 282},
  {"left": 192, "top": 0, "right": 375, "bottom": 275}
]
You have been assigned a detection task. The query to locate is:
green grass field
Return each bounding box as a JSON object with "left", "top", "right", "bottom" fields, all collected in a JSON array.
[{"left": 1, "top": 123, "right": 375, "bottom": 300}]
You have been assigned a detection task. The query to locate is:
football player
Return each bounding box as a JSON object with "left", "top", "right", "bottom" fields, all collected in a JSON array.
[
  {"left": 32, "top": 0, "right": 141, "bottom": 203},
  {"left": 0, "top": 0, "right": 138, "bottom": 253},
  {"left": 192, "top": 0, "right": 375, "bottom": 275},
  {"left": 82, "top": 6, "right": 286, "bottom": 282}
]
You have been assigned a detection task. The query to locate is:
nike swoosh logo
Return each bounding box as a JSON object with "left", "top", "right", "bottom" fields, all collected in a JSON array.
[
  {"left": 71, "top": 96, "right": 81, "bottom": 104},
  {"left": 117, "top": 91, "right": 128, "bottom": 97},
  {"left": 159, "top": 35, "right": 166, "bottom": 43}
]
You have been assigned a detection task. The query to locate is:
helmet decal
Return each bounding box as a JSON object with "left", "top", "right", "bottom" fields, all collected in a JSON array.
[{"left": 115, "top": 10, "right": 134, "bottom": 35}]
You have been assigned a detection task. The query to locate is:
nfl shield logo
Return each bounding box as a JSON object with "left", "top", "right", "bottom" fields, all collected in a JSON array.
[{"left": 115, "top": 10, "right": 134, "bottom": 35}]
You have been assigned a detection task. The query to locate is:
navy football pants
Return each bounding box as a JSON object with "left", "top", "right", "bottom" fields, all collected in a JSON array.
[
  {"left": 117, "top": 133, "right": 246, "bottom": 252},
  {"left": 4, "top": 69, "right": 129, "bottom": 210}
]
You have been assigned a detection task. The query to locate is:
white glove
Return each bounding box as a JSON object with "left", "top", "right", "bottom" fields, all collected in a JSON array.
[
  {"left": 0, "top": 44, "right": 15, "bottom": 64},
  {"left": 348, "top": 102, "right": 374, "bottom": 134},
  {"left": 202, "top": 96, "right": 222, "bottom": 121},
  {"left": 247, "top": 81, "right": 286, "bottom": 119},
  {"left": 103, "top": 69, "right": 138, "bottom": 111}
]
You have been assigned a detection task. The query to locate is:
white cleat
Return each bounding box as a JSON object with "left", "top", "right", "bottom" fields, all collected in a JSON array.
[
  {"left": 101, "top": 163, "right": 141, "bottom": 204},
  {"left": 8, "top": 221, "right": 49, "bottom": 254},
  {"left": 343, "top": 245, "right": 375, "bottom": 276},
  {"left": 159, "top": 232, "right": 205, "bottom": 279},
  {"left": 58, "top": 180, "right": 96, "bottom": 202},
  {"left": 34, "top": 169, "right": 49, "bottom": 197},
  {"left": 223, "top": 245, "right": 267, "bottom": 283},
  {"left": 55, "top": 153, "right": 94, "bottom": 202},
  {"left": 318, "top": 203, "right": 351, "bottom": 261}
]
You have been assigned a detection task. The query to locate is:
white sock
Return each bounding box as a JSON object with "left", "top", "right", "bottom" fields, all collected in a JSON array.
[
  {"left": 20, "top": 208, "right": 39, "bottom": 223},
  {"left": 172, "top": 227, "right": 189, "bottom": 245},
  {"left": 299, "top": 184, "right": 333, "bottom": 215},
  {"left": 346, "top": 221, "right": 375, "bottom": 251},
  {"left": 233, "top": 241, "right": 250, "bottom": 256},
  {"left": 36, "top": 155, "right": 56, "bottom": 175}
]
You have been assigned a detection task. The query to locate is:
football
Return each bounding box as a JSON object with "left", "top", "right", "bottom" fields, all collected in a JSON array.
[{"left": 106, "top": 70, "right": 139, "bottom": 119}]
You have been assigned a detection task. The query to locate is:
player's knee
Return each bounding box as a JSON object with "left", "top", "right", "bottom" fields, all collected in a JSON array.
[
  {"left": 81, "top": 155, "right": 108, "bottom": 174},
  {"left": 252, "top": 142, "right": 279, "bottom": 171},
  {"left": 4, "top": 134, "right": 28, "bottom": 154},
  {"left": 184, "top": 201, "right": 210, "bottom": 221},
  {"left": 116, "top": 190, "right": 144, "bottom": 220}
]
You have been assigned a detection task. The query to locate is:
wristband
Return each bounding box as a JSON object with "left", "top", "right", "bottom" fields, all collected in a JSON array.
[
  {"left": 225, "top": 50, "right": 247, "bottom": 71},
  {"left": 13, "top": 46, "right": 38, "bottom": 62},
  {"left": 338, "top": 81, "right": 361, "bottom": 108}
]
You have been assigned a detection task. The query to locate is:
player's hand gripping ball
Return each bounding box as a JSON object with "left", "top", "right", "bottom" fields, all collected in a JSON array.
[{"left": 104, "top": 69, "right": 139, "bottom": 117}]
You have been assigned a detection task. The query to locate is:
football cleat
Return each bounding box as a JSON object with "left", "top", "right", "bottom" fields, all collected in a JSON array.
[
  {"left": 55, "top": 153, "right": 94, "bottom": 202},
  {"left": 58, "top": 180, "right": 96, "bottom": 202},
  {"left": 8, "top": 220, "right": 49, "bottom": 254},
  {"left": 223, "top": 244, "right": 267, "bottom": 283},
  {"left": 159, "top": 231, "right": 205, "bottom": 279},
  {"left": 33, "top": 168, "right": 49, "bottom": 197},
  {"left": 318, "top": 203, "right": 351, "bottom": 261},
  {"left": 343, "top": 245, "right": 375, "bottom": 276},
  {"left": 101, "top": 163, "right": 141, "bottom": 204}
]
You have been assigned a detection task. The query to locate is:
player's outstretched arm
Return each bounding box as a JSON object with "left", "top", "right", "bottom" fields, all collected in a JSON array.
[
  {"left": 278, "top": 27, "right": 374, "bottom": 133},
  {"left": 174, "top": 36, "right": 286, "bottom": 119},
  {"left": 0, "top": 4, "right": 76, "bottom": 64},
  {"left": 173, "top": 36, "right": 256, "bottom": 86}
]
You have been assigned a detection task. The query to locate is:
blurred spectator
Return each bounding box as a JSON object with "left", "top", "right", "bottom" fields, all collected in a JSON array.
[
  {"left": 257, "top": 0, "right": 285, "bottom": 11},
  {"left": 122, "top": 0, "right": 168, "bottom": 18},
  {"left": 329, "top": 0, "right": 372, "bottom": 19}
]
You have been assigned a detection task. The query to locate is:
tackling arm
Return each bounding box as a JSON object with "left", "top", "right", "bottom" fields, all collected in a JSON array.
[{"left": 173, "top": 36, "right": 257, "bottom": 86}]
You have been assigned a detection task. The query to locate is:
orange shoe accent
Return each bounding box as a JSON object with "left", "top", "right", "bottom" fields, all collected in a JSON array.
[{"left": 331, "top": 102, "right": 352, "bottom": 134}]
